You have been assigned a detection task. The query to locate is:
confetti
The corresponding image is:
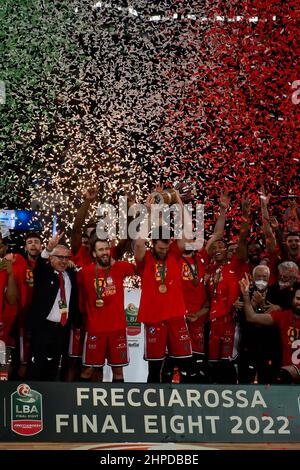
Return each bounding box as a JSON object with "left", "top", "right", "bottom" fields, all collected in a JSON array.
[{"left": 0, "top": 0, "right": 299, "bottom": 248}]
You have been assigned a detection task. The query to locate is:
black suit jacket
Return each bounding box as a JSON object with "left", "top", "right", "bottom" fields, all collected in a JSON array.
[{"left": 26, "top": 255, "right": 80, "bottom": 332}]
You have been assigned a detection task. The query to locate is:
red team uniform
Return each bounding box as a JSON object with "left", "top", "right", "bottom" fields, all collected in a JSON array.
[
  {"left": 79, "top": 261, "right": 135, "bottom": 367},
  {"left": 0, "top": 254, "right": 27, "bottom": 349},
  {"left": 69, "top": 244, "right": 119, "bottom": 357},
  {"left": 229, "top": 254, "right": 250, "bottom": 282},
  {"left": 271, "top": 309, "right": 300, "bottom": 372},
  {"left": 0, "top": 270, "right": 8, "bottom": 342},
  {"left": 206, "top": 260, "right": 240, "bottom": 360},
  {"left": 18, "top": 257, "right": 36, "bottom": 363},
  {"left": 137, "top": 242, "right": 192, "bottom": 360},
  {"left": 180, "top": 249, "right": 209, "bottom": 355},
  {"left": 71, "top": 245, "right": 93, "bottom": 268}
]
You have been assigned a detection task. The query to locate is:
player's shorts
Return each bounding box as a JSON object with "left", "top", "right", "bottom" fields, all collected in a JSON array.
[
  {"left": 83, "top": 329, "right": 129, "bottom": 367},
  {"left": 144, "top": 317, "right": 192, "bottom": 361},
  {"left": 187, "top": 315, "right": 206, "bottom": 355},
  {"left": 0, "top": 315, "right": 16, "bottom": 348},
  {"left": 208, "top": 315, "right": 239, "bottom": 361},
  {"left": 68, "top": 328, "right": 84, "bottom": 357}
]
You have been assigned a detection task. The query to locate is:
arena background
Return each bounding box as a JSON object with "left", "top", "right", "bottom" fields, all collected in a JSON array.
[
  {"left": 0, "top": 0, "right": 299, "bottom": 245},
  {"left": 0, "top": 0, "right": 300, "bottom": 455}
]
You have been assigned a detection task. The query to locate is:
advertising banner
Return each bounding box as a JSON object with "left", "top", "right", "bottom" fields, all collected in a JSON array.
[
  {"left": 0, "top": 383, "right": 299, "bottom": 442},
  {"left": 103, "top": 288, "right": 148, "bottom": 383}
]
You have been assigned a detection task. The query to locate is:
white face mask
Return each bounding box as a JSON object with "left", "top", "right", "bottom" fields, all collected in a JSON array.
[{"left": 254, "top": 280, "right": 268, "bottom": 291}]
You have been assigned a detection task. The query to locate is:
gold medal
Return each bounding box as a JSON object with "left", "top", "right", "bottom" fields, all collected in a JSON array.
[
  {"left": 192, "top": 278, "right": 198, "bottom": 286},
  {"left": 96, "top": 298, "right": 104, "bottom": 307},
  {"left": 159, "top": 284, "right": 167, "bottom": 294},
  {"left": 26, "top": 268, "right": 34, "bottom": 286}
]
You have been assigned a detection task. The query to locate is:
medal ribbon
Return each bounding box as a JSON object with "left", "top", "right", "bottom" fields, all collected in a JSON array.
[
  {"left": 183, "top": 255, "right": 198, "bottom": 281},
  {"left": 26, "top": 258, "right": 34, "bottom": 285},
  {"left": 212, "top": 268, "right": 222, "bottom": 298},
  {"left": 157, "top": 261, "right": 166, "bottom": 286},
  {"left": 95, "top": 264, "right": 111, "bottom": 301}
]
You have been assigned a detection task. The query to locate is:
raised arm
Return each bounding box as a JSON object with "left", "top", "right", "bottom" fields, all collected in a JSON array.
[
  {"left": 71, "top": 188, "right": 98, "bottom": 254},
  {"left": 175, "top": 190, "right": 192, "bottom": 252},
  {"left": 239, "top": 273, "right": 274, "bottom": 326},
  {"left": 44, "top": 231, "right": 65, "bottom": 254},
  {"left": 1, "top": 259, "right": 18, "bottom": 305},
  {"left": 134, "top": 195, "right": 152, "bottom": 262},
  {"left": 206, "top": 190, "right": 230, "bottom": 254},
  {"left": 269, "top": 216, "right": 284, "bottom": 253},
  {"left": 286, "top": 200, "right": 300, "bottom": 233},
  {"left": 235, "top": 196, "right": 250, "bottom": 262},
  {"left": 260, "top": 186, "right": 276, "bottom": 253},
  {"left": 114, "top": 192, "right": 136, "bottom": 259},
  {"left": 33, "top": 232, "right": 65, "bottom": 277}
]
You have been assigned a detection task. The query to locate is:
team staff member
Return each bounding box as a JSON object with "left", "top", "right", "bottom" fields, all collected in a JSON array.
[
  {"left": 240, "top": 274, "right": 300, "bottom": 384},
  {"left": 237, "top": 265, "right": 281, "bottom": 384},
  {"left": 26, "top": 233, "right": 80, "bottom": 381},
  {"left": 79, "top": 239, "right": 135, "bottom": 382}
]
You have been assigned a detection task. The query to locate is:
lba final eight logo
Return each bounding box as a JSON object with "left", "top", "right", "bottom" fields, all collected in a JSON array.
[{"left": 11, "top": 384, "right": 43, "bottom": 436}]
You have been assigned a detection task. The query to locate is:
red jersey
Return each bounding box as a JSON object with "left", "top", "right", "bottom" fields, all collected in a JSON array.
[
  {"left": 264, "top": 249, "right": 281, "bottom": 285},
  {"left": 271, "top": 309, "right": 300, "bottom": 367},
  {"left": 3, "top": 254, "right": 26, "bottom": 318},
  {"left": 229, "top": 255, "right": 250, "bottom": 281},
  {"left": 79, "top": 261, "right": 135, "bottom": 333},
  {"left": 19, "top": 257, "right": 36, "bottom": 309},
  {"left": 180, "top": 248, "right": 208, "bottom": 313},
  {"left": 206, "top": 262, "right": 240, "bottom": 320},
  {"left": 0, "top": 270, "right": 8, "bottom": 325},
  {"left": 71, "top": 245, "right": 93, "bottom": 268},
  {"left": 0, "top": 254, "right": 25, "bottom": 343},
  {"left": 136, "top": 242, "right": 186, "bottom": 323}
]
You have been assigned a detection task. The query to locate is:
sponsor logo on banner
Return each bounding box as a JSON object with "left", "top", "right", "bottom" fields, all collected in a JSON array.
[
  {"left": 125, "top": 303, "right": 141, "bottom": 336},
  {"left": 11, "top": 383, "right": 43, "bottom": 436}
]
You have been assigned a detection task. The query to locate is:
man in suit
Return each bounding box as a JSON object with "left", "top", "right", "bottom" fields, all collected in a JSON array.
[{"left": 26, "top": 233, "right": 80, "bottom": 381}]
